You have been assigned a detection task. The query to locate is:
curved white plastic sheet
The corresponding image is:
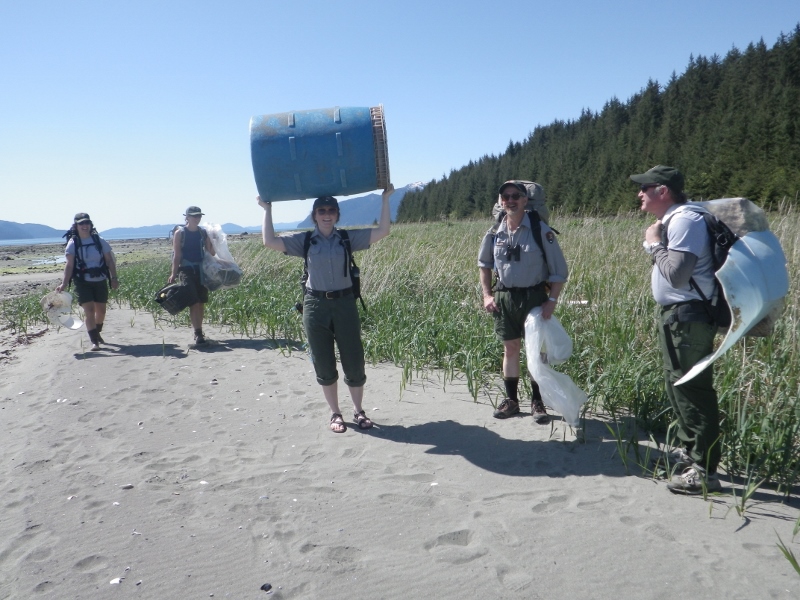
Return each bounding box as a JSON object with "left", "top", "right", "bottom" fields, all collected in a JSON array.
[
  {"left": 40, "top": 291, "right": 84, "bottom": 330},
  {"left": 676, "top": 230, "right": 788, "bottom": 385}
]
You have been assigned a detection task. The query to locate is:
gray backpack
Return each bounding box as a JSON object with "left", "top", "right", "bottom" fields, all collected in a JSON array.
[{"left": 491, "top": 180, "right": 550, "bottom": 225}]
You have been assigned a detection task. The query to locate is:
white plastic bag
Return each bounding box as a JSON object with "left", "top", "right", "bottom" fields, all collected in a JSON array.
[
  {"left": 524, "top": 307, "right": 586, "bottom": 427},
  {"left": 201, "top": 223, "right": 243, "bottom": 291}
]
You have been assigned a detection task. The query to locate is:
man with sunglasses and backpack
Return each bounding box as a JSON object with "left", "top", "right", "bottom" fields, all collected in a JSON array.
[{"left": 478, "top": 181, "right": 569, "bottom": 424}]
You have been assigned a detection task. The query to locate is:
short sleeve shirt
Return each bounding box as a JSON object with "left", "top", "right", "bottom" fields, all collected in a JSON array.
[
  {"left": 652, "top": 205, "right": 715, "bottom": 306},
  {"left": 478, "top": 215, "right": 568, "bottom": 288},
  {"left": 65, "top": 236, "right": 112, "bottom": 282},
  {"left": 282, "top": 227, "right": 371, "bottom": 291}
]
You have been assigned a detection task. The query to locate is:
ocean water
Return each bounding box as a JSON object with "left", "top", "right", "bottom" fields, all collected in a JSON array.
[{"left": 0, "top": 233, "right": 168, "bottom": 247}]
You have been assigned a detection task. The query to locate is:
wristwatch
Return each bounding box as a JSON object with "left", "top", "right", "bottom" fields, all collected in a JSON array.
[{"left": 644, "top": 241, "right": 664, "bottom": 254}]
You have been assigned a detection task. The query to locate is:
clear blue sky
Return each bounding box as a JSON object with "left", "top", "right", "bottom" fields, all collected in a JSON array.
[{"left": 1, "top": 1, "right": 798, "bottom": 230}]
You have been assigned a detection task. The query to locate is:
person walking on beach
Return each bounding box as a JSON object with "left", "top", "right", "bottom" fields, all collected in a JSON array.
[
  {"left": 257, "top": 185, "right": 394, "bottom": 433},
  {"left": 168, "top": 206, "right": 216, "bottom": 346},
  {"left": 56, "top": 212, "right": 119, "bottom": 351},
  {"left": 633, "top": 165, "right": 723, "bottom": 495},
  {"left": 478, "top": 181, "right": 568, "bottom": 424}
]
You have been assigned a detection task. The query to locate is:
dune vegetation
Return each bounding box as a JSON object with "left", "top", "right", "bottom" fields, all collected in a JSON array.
[{"left": 1, "top": 206, "right": 798, "bottom": 493}]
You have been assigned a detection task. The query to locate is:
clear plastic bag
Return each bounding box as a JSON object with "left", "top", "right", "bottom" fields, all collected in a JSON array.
[
  {"left": 201, "top": 223, "right": 243, "bottom": 291},
  {"left": 524, "top": 307, "right": 586, "bottom": 427}
]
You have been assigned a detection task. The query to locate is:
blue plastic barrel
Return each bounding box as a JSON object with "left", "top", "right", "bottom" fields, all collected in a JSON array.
[{"left": 250, "top": 105, "right": 390, "bottom": 202}]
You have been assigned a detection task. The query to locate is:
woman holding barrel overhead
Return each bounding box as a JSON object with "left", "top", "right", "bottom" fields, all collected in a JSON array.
[{"left": 257, "top": 185, "right": 393, "bottom": 434}]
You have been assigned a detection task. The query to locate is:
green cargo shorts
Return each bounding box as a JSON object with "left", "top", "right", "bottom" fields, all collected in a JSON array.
[
  {"left": 73, "top": 279, "right": 109, "bottom": 305},
  {"left": 493, "top": 286, "right": 548, "bottom": 341}
]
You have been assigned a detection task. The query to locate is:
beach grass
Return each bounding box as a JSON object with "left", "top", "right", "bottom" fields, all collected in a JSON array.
[{"left": 2, "top": 209, "right": 798, "bottom": 492}]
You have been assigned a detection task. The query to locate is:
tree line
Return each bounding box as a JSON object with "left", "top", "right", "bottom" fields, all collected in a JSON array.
[{"left": 397, "top": 24, "right": 800, "bottom": 222}]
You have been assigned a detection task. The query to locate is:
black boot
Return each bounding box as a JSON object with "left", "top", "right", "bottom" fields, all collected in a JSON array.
[
  {"left": 96, "top": 323, "right": 105, "bottom": 344},
  {"left": 194, "top": 328, "right": 207, "bottom": 345},
  {"left": 88, "top": 328, "right": 101, "bottom": 351}
]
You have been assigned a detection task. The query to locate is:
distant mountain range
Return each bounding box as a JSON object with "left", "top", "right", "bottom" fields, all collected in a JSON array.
[
  {"left": 0, "top": 221, "right": 63, "bottom": 240},
  {"left": 296, "top": 182, "right": 423, "bottom": 228},
  {"left": 0, "top": 182, "right": 425, "bottom": 241}
]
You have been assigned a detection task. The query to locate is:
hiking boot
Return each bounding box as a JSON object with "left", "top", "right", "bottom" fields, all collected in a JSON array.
[
  {"left": 493, "top": 398, "right": 520, "bottom": 419},
  {"left": 667, "top": 466, "right": 722, "bottom": 495},
  {"left": 96, "top": 324, "right": 105, "bottom": 344},
  {"left": 194, "top": 333, "right": 208, "bottom": 345},
  {"left": 531, "top": 396, "right": 550, "bottom": 424},
  {"left": 651, "top": 447, "right": 692, "bottom": 472}
]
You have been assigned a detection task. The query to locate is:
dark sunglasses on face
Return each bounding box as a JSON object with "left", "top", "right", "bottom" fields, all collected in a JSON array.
[
  {"left": 640, "top": 184, "right": 659, "bottom": 193},
  {"left": 501, "top": 192, "right": 524, "bottom": 201},
  {"left": 316, "top": 207, "right": 337, "bottom": 215}
]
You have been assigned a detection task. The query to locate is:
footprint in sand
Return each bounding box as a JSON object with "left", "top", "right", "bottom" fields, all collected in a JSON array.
[
  {"left": 74, "top": 554, "right": 107, "bottom": 572},
  {"left": 423, "top": 529, "right": 488, "bottom": 564}
]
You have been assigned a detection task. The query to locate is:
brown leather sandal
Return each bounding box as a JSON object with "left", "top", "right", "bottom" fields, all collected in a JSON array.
[
  {"left": 353, "top": 410, "right": 373, "bottom": 429},
  {"left": 330, "top": 413, "right": 347, "bottom": 433}
]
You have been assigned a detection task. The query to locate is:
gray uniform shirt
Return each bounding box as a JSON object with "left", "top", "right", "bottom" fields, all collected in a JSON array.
[
  {"left": 478, "top": 214, "right": 568, "bottom": 287},
  {"left": 282, "top": 227, "right": 371, "bottom": 291},
  {"left": 652, "top": 205, "right": 715, "bottom": 306}
]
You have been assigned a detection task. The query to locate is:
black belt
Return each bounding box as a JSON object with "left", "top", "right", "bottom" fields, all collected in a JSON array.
[
  {"left": 305, "top": 287, "right": 353, "bottom": 299},
  {"left": 496, "top": 282, "right": 546, "bottom": 292}
]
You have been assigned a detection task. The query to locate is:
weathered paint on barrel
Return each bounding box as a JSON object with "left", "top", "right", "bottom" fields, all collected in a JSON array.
[{"left": 250, "top": 106, "right": 389, "bottom": 202}]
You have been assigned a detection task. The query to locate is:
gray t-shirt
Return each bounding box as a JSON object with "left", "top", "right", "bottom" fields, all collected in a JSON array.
[
  {"left": 65, "top": 236, "right": 112, "bottom": 282},
  {"left": 651, "top": 205, "right": 715, "bottom": 306},
  {"left": 282, "top": 227, "right": 371, "bottom": 292}
]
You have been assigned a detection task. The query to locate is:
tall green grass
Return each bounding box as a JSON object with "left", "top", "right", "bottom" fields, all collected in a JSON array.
[{"left": 3, "top": 208, "right": 798, "bottom": 490}]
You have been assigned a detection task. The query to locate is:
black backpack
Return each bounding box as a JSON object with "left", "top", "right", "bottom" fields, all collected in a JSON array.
[
  {"left": 300, "top": 229, "right": 366, "bottom": 311},
  {"left": 662, "top": 206, "right": 739, "bottom": 328},
  {"left": 62, "top": 229, "right": 110, "bottom": 284}
]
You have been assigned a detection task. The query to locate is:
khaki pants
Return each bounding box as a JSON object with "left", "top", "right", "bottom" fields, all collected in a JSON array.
[{"left": 302, "top": 294, "right": 366, "bottom": 387}]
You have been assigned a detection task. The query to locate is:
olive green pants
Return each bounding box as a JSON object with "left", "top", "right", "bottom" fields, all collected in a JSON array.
[
  {"left": 302, "top": 294, "right": 366, "bottom": 387},
  {"left": 657, "top": 304, "right": 721, "bottom": 474}
]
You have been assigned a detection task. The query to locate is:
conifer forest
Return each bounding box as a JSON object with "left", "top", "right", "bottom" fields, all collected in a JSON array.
[{"left": 398, "top": 25, "right": 800, "bottom": 221}]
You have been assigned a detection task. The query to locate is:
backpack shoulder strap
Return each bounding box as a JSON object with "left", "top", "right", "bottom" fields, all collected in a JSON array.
[
  {"left": 302, "top": 230, "right": 313, "bottom": 274},
  {"left": 91, "top": 233, "right": 104, "bottom": 255},
  {"left": 338, "top": 229, "right": 356, "bottom": 277},
  {"left": 526, "top": 209, "right": 545, "bottom": 256}
]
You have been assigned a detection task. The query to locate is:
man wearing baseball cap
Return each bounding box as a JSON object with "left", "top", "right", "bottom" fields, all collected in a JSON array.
[
  {"left": 169, "top": 206, "right": 215, "bottom": 345},
  {"left": 478, "top": 180, "right": 569, "bottom": 424},
  {"left": 633, "top": 164, "right": 722, "bottom": 495}
]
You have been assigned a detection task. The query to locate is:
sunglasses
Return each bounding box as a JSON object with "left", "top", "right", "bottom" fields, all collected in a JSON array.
[
  {"left": 639, "top": 184, "right": 659, "bottom": 193},
  {"left": 316, "top": 207, "right": 337, "bottom": 214},
  {"left": 501, "top": 192, "right": 524, "bottom": 201}
]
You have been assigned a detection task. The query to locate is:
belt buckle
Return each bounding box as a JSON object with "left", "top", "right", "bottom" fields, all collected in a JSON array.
[{"left": 325, "top": 291, "right": 336, "bottom": 299}]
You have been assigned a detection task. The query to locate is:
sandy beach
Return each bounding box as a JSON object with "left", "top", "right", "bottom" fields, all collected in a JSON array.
[{"left": 1, "top": 241, "right": 799, "bottom": 599}]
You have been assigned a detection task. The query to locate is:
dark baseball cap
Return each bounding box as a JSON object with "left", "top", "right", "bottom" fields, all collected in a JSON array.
[
  {"left": 184, "top": 206, "right": 205, "bottom": 216},
  {"left": 630, "top": 165, "right": 685, "bottom": 193},
  {"left": 498, "top": 181, "right": 527, "bottom": 195},
  {"left": 74, "top": 212, "right": 91, "bottom": 223},
  {"left": 312, "top": 196, "right": 339, "bottom": 210}
]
